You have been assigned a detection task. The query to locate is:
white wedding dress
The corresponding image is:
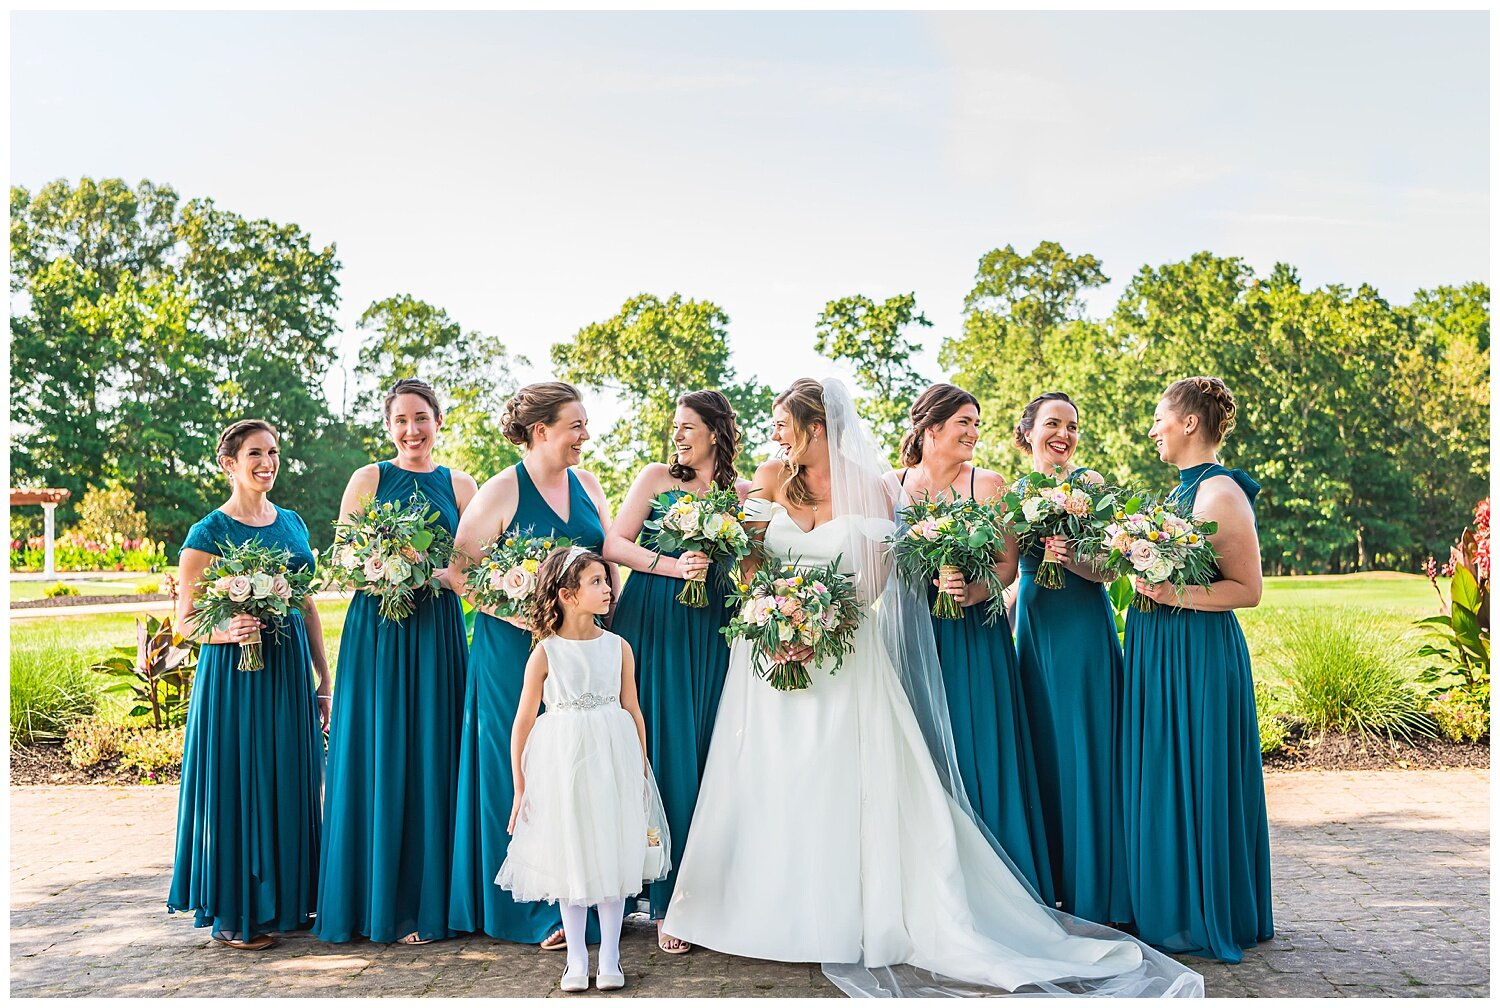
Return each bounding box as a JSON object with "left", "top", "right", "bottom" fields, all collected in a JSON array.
[{"left": 663, "top": 381, "right": 1202, "bottom": 998}]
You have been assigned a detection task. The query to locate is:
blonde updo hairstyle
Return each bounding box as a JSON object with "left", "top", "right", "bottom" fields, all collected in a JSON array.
[
  {"left": 773, "top": 379, "right": 827, "bottom": 509},
  {"left": 1163, "top": 376, "right": 1238, "bottom": 445},
  {"left": 501, "top": 381, "right": 583, "bottom": 447},
  {"left": 529, "top": 547, "right": 607, "bottom": 643},
  {"left": 216, "top": 419, "right": 279, "bottom": 473}
]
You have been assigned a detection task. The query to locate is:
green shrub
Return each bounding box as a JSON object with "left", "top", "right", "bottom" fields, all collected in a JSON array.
[
  {"left": 73, "top": 481, "right": 149, "bottom": 542},
  {"left": 62, "top": 714, "right": 127, "bottom": 768},
  {"left": 9, "top": 661, "right": 98, "bottom": 745},
  {"left": 1428, "top": 688, "right": 1489, "bottom": 743},
  {"left": 119, "top": 725, "right": 185, "bottom": 775},
  {"left": 91, "top": 615, "right": 197, "bottom": 730},
  {"left": 43, "top": 581, "right": 79, "bottom": 598},
  {"left": 135, "top": 579, "right": 161, "bottom": 595},
  {"left": 1253, "top": 681, "right": 1291, "bottom": 754},
  {"left": 1273, "top": 609, "right": 1434, "bottom": 740}
]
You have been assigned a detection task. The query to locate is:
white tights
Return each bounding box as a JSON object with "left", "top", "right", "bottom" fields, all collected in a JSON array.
[{"left": 560, "top": 898, "right": 625, "bottom": 976}]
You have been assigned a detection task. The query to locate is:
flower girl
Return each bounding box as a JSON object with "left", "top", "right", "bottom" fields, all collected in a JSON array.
[{"left": 496, "top": 546, "right": 671, "bottom": 993}]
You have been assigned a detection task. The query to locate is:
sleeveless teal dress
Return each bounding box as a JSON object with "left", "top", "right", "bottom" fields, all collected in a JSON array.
[
  {"left": 448, "top": 462, "right": 605, "bottom": 941},
  {"left": 316, "top": 462, "right": 468, "bottom": 943},
  {"left": 906, "top": 471, "right": 1054, "bottom": 905},
  {"left": 1014, "top": 467, "right": 1132, "bottom": 925},
  {"left": 1121, "top": 462, "right": 1274, "bottom": 962},
  {"left": 167, "top": 506, "right": 322, "bottom": 939},
  {"left": 609, "top": 489, "right": 734, "bottom": 920}
]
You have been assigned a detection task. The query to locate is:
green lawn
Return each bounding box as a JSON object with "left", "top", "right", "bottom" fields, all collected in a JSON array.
[{"left": 10, "top": 571, "right": 174, "bottom": 603}]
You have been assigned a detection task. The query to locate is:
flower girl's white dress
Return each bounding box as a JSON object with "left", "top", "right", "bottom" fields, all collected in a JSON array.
[{"left": 496, "top": 631, "right": 671, "bottom": 905}]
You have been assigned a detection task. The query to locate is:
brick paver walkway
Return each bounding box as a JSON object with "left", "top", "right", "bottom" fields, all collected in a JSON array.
[{"left": 9, "top": 770, "right": 1488, "bottom": 997}]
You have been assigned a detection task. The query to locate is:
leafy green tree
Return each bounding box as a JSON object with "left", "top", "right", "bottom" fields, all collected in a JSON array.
[
  {"left": 351, "top": 294, "right": 527, "bottom": 482},
  {"left": 553, "top": 293, "right": 772, "bottom": 504},
  {"left": 814, "top": 293, "right": 931, "bottom": 462}
]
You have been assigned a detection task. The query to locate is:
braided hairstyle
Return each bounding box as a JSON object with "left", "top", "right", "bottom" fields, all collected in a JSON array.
[
  {"left": 773, "top": 379, "right": 827, "bottom": 509},
  {"left": 670, "top": 389, "right": 742, "bottom": 490},
  {"left": 1163, "top": 376, "right": 1237, "bottom": 445},
  {"left": 900, "top": 383, "right": 980, "bottom": 467},
  {"left": 1013, "top": 392, "right": 1077, "bottom": 451},
  {"left": 529, "top": 547, "right": 606, "bottom": 643},
  {"left": 501, "top": 381, "right": 583, "bottom": 447}
]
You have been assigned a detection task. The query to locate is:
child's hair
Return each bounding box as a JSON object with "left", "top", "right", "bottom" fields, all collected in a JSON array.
[{"left": 530, "top": 546, "right": 607, "bottom": 642}]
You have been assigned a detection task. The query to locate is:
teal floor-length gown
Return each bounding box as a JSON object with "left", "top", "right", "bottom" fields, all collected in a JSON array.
[
  {"left": 168, "top": 506, "right": 322, "bottom": 939},
  {"left": 1015, "top": 466, "right": 1133, "bottom": 926},
  {"left": 448, "top": 462, "right": 605, "bottom": 941},
  {"left": 316, "top": 462, "right": 468, "bottom": 943},
  {"left": 905, "top": 470, "right": 1054, "bottom": 905},
  {"left": 609, "top": 489, "right": 734, "bottom": 920},
  {"left": 1121, "top": 462, "right": 1274, "bottom": 963}
]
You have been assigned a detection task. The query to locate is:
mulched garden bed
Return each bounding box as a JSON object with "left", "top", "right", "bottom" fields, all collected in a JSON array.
[
  {"left": 1263, "top": 725, "right": 1490, "bottom": 771},
  {"left": 9, "top": 744, "right": 180, "bottom": 786},
  {"left": 12, "top": 592, "right": 173, "bottom": 609}
]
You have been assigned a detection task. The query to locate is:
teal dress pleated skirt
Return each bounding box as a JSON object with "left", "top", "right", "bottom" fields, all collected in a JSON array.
[
  {"left": 1015, "top": 553, "right": 1132, "bottom": 925},
  {"left": 1120, "top": 462, "right": 1273, "bottom": 962},
  {"left": 449, "top": 462, "right": 605, "bottom": 941},
  {"left": 168, "top": 506, "right": 322, "bottom": 938},
  {"left": 930, "top": 594, "right": 1055, "bottom": 907},
  {"left": 317, "top": 463, "right": 467, "bottom": 943},
  {"left": 609, "top": 491, "right": 734, "bottom": 919}
]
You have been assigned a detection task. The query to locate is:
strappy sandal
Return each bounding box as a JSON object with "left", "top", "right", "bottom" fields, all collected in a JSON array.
[
  {"left": 211, "top": 930, "right": 275, "bottom": 951},
  {"left": 397, "top": 932, "right": 433, "bottom": 946},
  {"left": 540, "top": 928, "right": 567, "bottom": 951},
  {"left": 656, "top": 921, "right": 691, "bottom": 955}
]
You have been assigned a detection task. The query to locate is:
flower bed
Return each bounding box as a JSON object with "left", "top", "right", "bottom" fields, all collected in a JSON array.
[{"left": 10, "top": 533, "right": 168, "bottom": 572}]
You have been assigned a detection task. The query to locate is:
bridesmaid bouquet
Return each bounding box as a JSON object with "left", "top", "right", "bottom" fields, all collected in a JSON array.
[
  {"left": 322, "top": 493, "right": 455, "bottom": 621},
  {"left": 188, "top": 539, "right": 314, "bottom": 671},
  {"left": 721, "top": 556, "right": 862, "bottom": 692},
  {"left": 464, "top": 528, "right": 576, "bottom": 620},
  {"left": 642, "top": 487, "right": 753, "bottom": 608},
  {"left": 888, "top": 494, "right": 1009, "bottom": 624},
  {"left": 1075, "top": 500, "right": 1219, "bottom": 612},
  {"left": 1002, "top": 467, "right": 1127, "bottom": 589}
]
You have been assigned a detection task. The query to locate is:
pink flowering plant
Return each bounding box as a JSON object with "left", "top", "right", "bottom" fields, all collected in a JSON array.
[
  {"left": 321, "top": 493, "right": 455, "bottom": 622},
  {"left": 463, "top": 527, "right": 576, "bottom": 620},
  {"left": 1075, "top": 498, "right": 1219, "bottom": 613},
  {"left": 1002, "top": 467, "right": 1131, "bottom": 589},
  {"left": 1416, "top": 498, "right": 1490, "bottom": 740},
  {"left": 887, "top": 494, "right": 1009, "bottom": 623},
  {"left": 10, "top": 532, "right": 167, "bottom": 572},
  {"left": 187, "top": 540, "right": 314, "bottom": 671},
  {"left": 721, "top": 555, "right": 862, "bottom": 692}
]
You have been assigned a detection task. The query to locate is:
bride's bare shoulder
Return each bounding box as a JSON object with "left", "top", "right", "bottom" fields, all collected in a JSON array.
[{"left": 749, "top": 460, "right": 785, "bottom": 503}]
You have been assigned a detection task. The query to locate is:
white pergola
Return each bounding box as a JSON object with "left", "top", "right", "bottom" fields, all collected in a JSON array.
[{"left": 11, "top": 488, "right": 72, "bottom": 576}]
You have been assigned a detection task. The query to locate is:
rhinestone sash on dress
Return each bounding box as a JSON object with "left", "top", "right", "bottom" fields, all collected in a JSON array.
[{"left": 550, "top": 692, "right": 618, "bottom": 712}]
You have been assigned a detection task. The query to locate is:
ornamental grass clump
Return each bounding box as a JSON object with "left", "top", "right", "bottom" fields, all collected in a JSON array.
[{"left": 1274, "top": 610, "right": 1433, "bottom": 741}]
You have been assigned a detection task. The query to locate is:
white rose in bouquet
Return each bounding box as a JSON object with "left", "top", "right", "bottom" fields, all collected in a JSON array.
[
  {"left": 249, "top": 572, "right": 275, "bottom": 599},
  {"left": 385, "top": 556, "right": 412, "bottom": 583},
  {"left": 702, "top": 512, "right": 727, "bottom": 539},
  {"left": 501, "top": 565, "right": 536, "bottom": 600},
  {"left": 747, "top": 595, "right": 775, "bottom": 627},
  {"left": 1128, "top": 540, "right": 1160, "bottom": 572},
  {"left": 1022, "top": 496, "right": 1049, "bottom": 523},
  {"left": 340, "top": 544, "right": 360, "bottom": 569}
]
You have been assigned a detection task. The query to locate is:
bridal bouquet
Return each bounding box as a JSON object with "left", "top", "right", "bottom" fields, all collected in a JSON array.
[
  {"left": 642, "top": 487, "right": 753, "bottom": 607},
  {"left": 188, "top": 540, "right": 315, "bottom": 671},
  {"left": 888, "top": 494, "right": 1009, "bottom": 623},
  {"left": 322, "top": 493, "right": 455, "bottom": 621},
  {"left": 721, "top": 556, "right": 863, "bottom": 692},
  {"left": 1002, "top": 467, "right": 1127, "bottom": 589},
  {"left": 464, "top": 528, "right": 576, "bottom": 620},
  {"left": 1075, "top": 499, "right": 1219, "bottom": 612}
]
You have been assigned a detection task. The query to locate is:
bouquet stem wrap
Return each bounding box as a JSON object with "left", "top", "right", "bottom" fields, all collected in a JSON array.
[
  {"left": 677, "top": 565, "right": 709, "bottom": 608},
  {"left": 933, "top": 565, "right": 964, "bottom": 620},
  {"left": 237, "top": 626, "right": 264, "bottom": 671},
  {"left": 1035, "top": 553, "right": 1067, "bottom": 590}
]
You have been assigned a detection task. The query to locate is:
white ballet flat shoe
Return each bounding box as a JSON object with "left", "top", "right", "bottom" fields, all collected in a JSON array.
[
  {"left": 559, "top": 968, "right": 590, "bottom": 993},
  {"left": 595, "top": 967, "right": 625, "bottom": 991}
]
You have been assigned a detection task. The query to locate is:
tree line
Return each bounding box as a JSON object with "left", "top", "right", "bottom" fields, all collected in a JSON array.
[{"left": 10, "top": 179, "right": 1487, "bottom": 574}]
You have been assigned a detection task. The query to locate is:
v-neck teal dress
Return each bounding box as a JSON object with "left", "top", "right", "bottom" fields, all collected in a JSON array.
[
  {"left": 316, "top": 462, "right": 468, "bottom": 943},
  {"left": 448, "top": 462, "right": 605, "bottom": 941},
  {"left": 1120, "top": 462, "right": 1274, "bottom": 963},
  {"left": 609, "top": 488, "right": 735, "bottom": 919},
  {"left": 168, "top": 506, "right": 322, "bottom": 939}
]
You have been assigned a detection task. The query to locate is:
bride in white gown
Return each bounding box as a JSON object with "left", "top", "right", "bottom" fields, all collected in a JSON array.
[{"left": 663, "top": 378, "right": 1201, "bottom": 998}]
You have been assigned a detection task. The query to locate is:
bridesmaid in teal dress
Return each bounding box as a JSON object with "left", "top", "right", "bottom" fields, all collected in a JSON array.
[
  {"left": 168, "top": 419, "right": 332, "bottom": 951},
  {"left": 317, "top": 379, "right": 478, "bottom": 945},
  {"left": 893, "top": 383, "right": 1055, "bottom": 906},
  {"left": 1010, "top": 392, "right": 1133, "bottom": 926},
  {"left": 448, "top": 381, "right": 614, "bottom": 949},
  {"left": 604, "top": 390, "right": 750, "bottom": 954},
  {"left": 1122, "top": 376, "right": 1273, "bottom": 962}
]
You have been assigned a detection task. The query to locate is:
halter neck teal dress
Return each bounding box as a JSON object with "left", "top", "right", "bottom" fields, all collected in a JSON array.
[
  {"left": 449, "top": 462, "right": 605, "bottom": 941},
  {"left": 317, "top": 462, "right": 468, "bottom": 943},
  {"left": 1014, "top": 467, "right": 1132, "bottom": 925},
  {"left": 906, "top": 470, "right": 1055, "bottom": 906},
  {"left": 1120, "top": 462, "right": 1274, "bottom": 962},
  {"left": 609, "top": 487, "right": 735, "bottom": 920},
  {"left": 168, "top": 505, "right": 322, "bottom": 939}
]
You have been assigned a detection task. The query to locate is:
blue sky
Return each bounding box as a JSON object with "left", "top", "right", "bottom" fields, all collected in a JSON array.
[{"left": 11, "top": 10, "right": 1489, "bottom": 430}]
